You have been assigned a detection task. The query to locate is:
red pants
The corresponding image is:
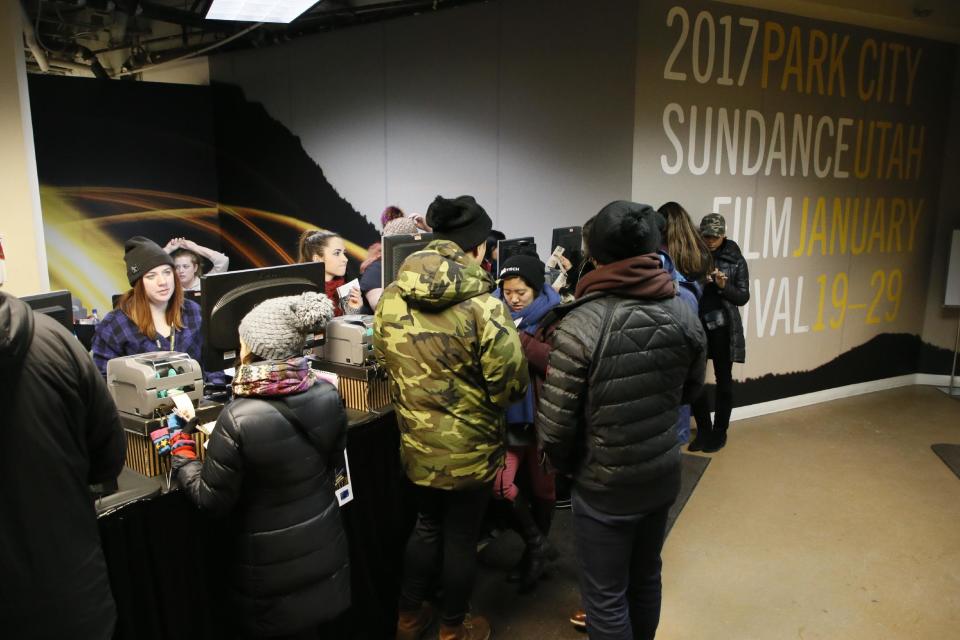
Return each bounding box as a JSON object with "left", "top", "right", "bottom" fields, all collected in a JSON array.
[{"left": 493, "top": 444, "right": 556, "bottom": 502}]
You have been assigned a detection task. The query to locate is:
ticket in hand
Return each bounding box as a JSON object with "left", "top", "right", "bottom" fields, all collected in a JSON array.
[
  {"left": 336, "top": 278, "right": 360, "bottom": 300},
  {"left": 546, "top": 246, "right": 565, "bottom": 269}
]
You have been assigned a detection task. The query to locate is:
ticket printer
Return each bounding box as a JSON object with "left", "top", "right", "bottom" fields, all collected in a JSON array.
[
  {"left": 320, "top": 314, "right": 375, "bottom": 366},
  {"left": 106, "top": 351, "right": 203, "bottom": 418}
]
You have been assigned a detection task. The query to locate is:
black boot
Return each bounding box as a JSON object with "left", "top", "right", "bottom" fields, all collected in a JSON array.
[
  {"left": 689, "top": 397, "right": 714, "bottom": 452},
  {"left": 703, "top": 427, "right": 727, "bottom": 453},
  {"left": 688, "top": 425, "right": 712, "bottom": 452},
  {"left": 510, "top": 495, "right": 554, "bottom": 593},
  {"left": 532, "top": 498, "right": 559, "bottom": 564}
]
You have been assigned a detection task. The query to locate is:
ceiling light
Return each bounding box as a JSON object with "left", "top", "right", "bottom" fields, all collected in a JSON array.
[{"left": 206, "top": 0, "right": 318, "bottom": 24}]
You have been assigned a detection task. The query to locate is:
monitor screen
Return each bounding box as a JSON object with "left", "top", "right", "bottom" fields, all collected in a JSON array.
[
  {"left": 201, "top": 262, "right": 325, "bottom": 371},
  {"left": 382, "top": 232, "right": 435, "bottom": 288},
  {"left": 20, "top": 290, "right": 73, "bottom": 333},
  {"left": 551, "top": 226, "right": 583, "bottom": 258},
  {"left": 497, "top": 237, "right": 537, "bottom": 268}
]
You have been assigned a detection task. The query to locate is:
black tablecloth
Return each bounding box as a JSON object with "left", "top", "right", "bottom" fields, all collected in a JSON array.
[{"left": 99, "top": 409, "right": 411, "bottom": 639}]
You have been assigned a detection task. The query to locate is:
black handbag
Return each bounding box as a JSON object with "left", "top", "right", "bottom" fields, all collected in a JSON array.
[{"left": 701, "top": 309, "right": 727, "bottom": 331}]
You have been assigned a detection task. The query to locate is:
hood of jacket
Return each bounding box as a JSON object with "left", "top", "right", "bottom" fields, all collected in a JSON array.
[
  {"left": 575, "top": 254, "right": 676, "bottom": 300},
  {"left": 0, "top": 292, "right": 34, "bottom": 373},
  {"left": 395, "top": 239, "right": 494, "bottom": 311}
]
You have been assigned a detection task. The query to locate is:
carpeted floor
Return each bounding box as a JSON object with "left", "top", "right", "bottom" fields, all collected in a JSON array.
[{"left": 470, "top": 453, "right": 711, "bottom": 638}]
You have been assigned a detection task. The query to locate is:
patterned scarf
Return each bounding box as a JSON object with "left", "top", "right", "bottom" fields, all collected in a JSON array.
[{"left": 232, "top": 356, "right": 317, "bottom": 398}]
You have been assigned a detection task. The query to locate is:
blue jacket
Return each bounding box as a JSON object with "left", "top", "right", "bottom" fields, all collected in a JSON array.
[
  {"left": 494, "top": 284, "right": 561, "bottom": 426},
  {"left": 659, "top": 250, "right": 701, "bottom": 313}
]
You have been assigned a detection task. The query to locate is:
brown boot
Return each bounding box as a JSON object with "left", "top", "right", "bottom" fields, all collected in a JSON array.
[
  {"left": 438, "top": 614, "right": 491, "bottom": 640},
  {"left": 396, "top": 602, "right": 436, "bottom": 640}
]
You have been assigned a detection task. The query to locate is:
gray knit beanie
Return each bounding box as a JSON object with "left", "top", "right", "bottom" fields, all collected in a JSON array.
[{"left": 238, "top": 291, "right": 335, "bottom": 360}]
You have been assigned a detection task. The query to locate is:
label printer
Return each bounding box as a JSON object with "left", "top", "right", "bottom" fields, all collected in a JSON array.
[
  {"left": 319, "top": 314, "right": 376, "bottom": 366},
  {"left": 106, "top": 351, "right": 203, "bottom": 418}
]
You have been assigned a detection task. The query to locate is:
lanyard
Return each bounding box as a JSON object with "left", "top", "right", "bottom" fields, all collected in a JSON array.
[{"left": 156, "top": 328, "right": 176, "bottom": 352}]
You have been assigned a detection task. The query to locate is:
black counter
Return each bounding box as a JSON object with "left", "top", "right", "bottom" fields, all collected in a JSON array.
[{"left": 98, "top": 406, "right": 411, "bottom": 640}]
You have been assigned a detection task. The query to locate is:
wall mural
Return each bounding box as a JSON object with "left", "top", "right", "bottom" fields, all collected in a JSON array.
[
  {"left": 27, "top": 0, "right": 958, "bottom": 407},
  {"left": 28, "top": 76, "right": 378, "bottom": 316},
  {"left": 634, "top": 0, "right": 958, "bottom": 403}
]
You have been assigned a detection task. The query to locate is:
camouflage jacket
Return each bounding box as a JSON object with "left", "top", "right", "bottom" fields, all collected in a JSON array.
[{"left": 374, "top": 239, "right": 529, "bottom": 490}]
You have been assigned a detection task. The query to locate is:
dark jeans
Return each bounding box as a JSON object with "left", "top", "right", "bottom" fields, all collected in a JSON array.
[
  {"left": 572, "top": 491, "right": 671, "bottom": 640},
  {"left": 692, "top": 327, "right": 734, "bottom": 434},
  {"left": 398, "top": 483, "right": 492, "bottom": 626}
]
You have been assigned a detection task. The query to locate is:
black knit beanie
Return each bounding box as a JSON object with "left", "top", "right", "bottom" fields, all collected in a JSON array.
[
  {"left": 124, "top": 236, "right": 175, "bottom": 285},
  {"left": 498, "top": 254, "right": 545, "bottom": 292},
  {"left": 425, "top": 195, "right": 493, "bottom": 253},
  {"left": 587, "top": 201, "right": 661, "bottom": 264}
]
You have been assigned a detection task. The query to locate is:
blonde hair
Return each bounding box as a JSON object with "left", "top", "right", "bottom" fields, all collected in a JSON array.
[{"left": 658, "top": 202, "right": 713, "bottom": 280}]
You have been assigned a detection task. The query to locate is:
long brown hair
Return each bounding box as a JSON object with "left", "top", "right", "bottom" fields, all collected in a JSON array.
[
  {"left": 117, "top": 271, "right": 185, "bottom": 338},
  {"left": 658, "top": 201, "right": 713, "bottom": 280},
  {"left": 297, "top": 229, "right": 342, "bottom": 263}
]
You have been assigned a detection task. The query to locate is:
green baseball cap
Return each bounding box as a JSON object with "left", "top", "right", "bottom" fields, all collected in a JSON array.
[{"left": 700, "top": 213, "right": 726, "bottom": 237}]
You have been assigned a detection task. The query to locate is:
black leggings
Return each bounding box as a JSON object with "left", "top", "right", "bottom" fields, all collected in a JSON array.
[
  {"left": 398, "top": 483, "right": 492, "bottom": 626},
  {"left": 692, "top": 327, "right": 734, "bottom": 434}
]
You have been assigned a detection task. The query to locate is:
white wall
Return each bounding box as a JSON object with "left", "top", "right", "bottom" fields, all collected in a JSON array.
[
  {"left": 0, "top": 1, "right": 47, "bottom": 295},
  {"left": 211, "top": 0, "right": 639, "bottom": 256}
]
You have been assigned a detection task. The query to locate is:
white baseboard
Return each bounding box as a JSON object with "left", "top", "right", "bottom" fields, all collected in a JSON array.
[
  {"left": 915, "top": 373, "right": 955, "bottom": 387},
  {"left": 729, "top": 373, "right": 953, "bottom": 422}
]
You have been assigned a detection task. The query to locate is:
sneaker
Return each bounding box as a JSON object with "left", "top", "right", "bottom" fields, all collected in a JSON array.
[
  {"left": 396, "top": 603, "right": 435, "bottom": 640},
  {"left": 569, "top": 609, "right": 587, "bottom": 631},
  {"left": 438, "top": 614, "right": 490, "bottom": 640},
  {"left": 554, "top": 498, "right": 572, "bottom": 510}
]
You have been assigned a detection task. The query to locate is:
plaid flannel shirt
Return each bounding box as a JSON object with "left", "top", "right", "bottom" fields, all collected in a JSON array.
[{"left": 91, "top": 299, "right": 225, "bottom": 384}]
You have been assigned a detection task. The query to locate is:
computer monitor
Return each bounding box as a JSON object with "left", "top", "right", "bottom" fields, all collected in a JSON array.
[
  {"left": 551, "top": 226, "right": 583, "bottom": 258},
  {"left": 201, "top": 262, "right": 325, "bottom": 371},
  {"left": 20, "top": 290, "right": 74, "bottom": 333},
  {"left": 497, "top": 237, "right": 537, "bottom": 268},
  {"left": 382, "top": 232, "right": 435, "bottom": 288}
]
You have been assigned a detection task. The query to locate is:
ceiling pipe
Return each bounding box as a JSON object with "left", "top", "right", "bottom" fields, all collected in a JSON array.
[
  {"left": 112, "top": 21, "right": 263, "bottom": 78},
  {"left": 21, "top": 1, "right": 50, "bottom": 72}
]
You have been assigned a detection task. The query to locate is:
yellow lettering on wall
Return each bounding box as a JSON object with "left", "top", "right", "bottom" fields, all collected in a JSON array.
[
  {"left": 828, "top": 34, "right": 848, "bottom": 98},
  {"left": 905, "top": 47, "right": 922, "bottom": 106},
  {"left": 851, "top": 198, "right": 869, "bottom": 255},
  {"left": 887, "top": 198, "right": 905, "bottom": 252},
  {"left": 867, "top": 198, "right": 886, "bottom": 253},
  {"left": 886, "top": 43, "right": 904, "bottom": 103},
  {"left": 806, "top": 29, "right": 828, "bottom": 95},
  {"left": 782, "top": 26, "right": 804, "bottom": 92},
  {"left": 906, "top": 125, "right": 924, "bottom": 180},
  {"left": 763, "top": 21, "right": 786, "bottom": 90},
  {"left": 907, "top": 199, "right": 923, "bottom": 251},
  {"left": 886, "top": 123, "right": 904, "bottom": 180},
  {"left": 858, "top": 39, "right": 876, "bottom": 101},
  {"left": 793, "top": 196, "right": 809, "bottom": 257},
  {"left": 807, "top": 197, "right": 828, "bottom": 256},
  {"left": 830, "top": 197, "right": 850, "bottom": 255},
  {"left": 854, "top": 120, "right": 873, "bottom": 179},
  {"left": 874, "top": 121, "right": 892, "bottom": 178}
]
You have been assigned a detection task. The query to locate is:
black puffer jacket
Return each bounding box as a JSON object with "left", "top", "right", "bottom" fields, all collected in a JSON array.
[
  {"left": 536, "top": 293, "right": 706, "bottom": 515},
  {"left": 708, "top": 238, "right": 750, "bottom": 363},
  {"left": 0, "top": 292, "right": 125, "bottom": 639},
  {"left": 174, "top": 382, "right": 350, "bottom": 637}
]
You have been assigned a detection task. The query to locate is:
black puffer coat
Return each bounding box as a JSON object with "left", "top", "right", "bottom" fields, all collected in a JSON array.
[
  {"left": 174, "top": 382, "right": 350, "bottom": 637},
  {"left": 536, "top": 293, "right": 706, "bottom": 515},
  {"left": 0, "top": 292, "right": 125, "bottom": 640},
  {"left": 708, "top": 238, "right": 750, "bottom": 363}
]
